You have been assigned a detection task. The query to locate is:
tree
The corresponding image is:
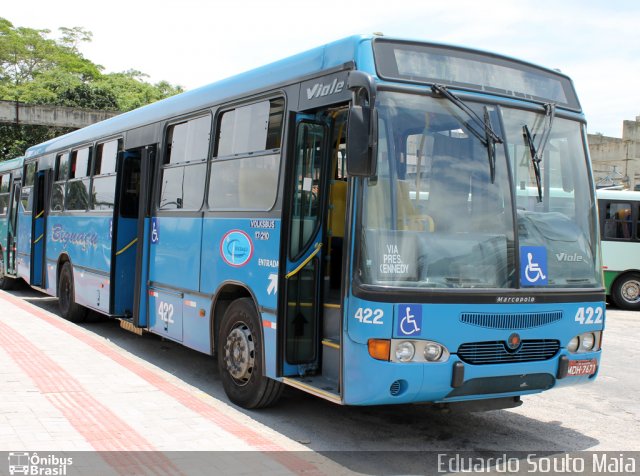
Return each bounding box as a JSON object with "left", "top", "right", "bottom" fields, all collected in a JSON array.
[{"left": 0, "top": 17, "right": 183, "bottom": 161}]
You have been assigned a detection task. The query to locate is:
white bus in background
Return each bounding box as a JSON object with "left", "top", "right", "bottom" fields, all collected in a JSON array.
[{"left": 597, "top": 189, "right": 640, "bottom": 310}]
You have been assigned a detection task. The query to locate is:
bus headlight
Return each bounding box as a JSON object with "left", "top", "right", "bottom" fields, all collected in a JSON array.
[
  {"left": 567, "top": 331, "right": 601, "bottom": 353},
  {"left": 580, "top": 333, "right": 596, "bottom": 351},
  {"left": 390, "top": 340, "right": 450, "bottom": 363},
  {"left": 395, "top": 342, "right": 415, "bottom": 362},
  {"left": 424, "top": 343, "right": 444, "bottom": 361},
  {"left": 568, "top": 336, "right": 580, "bottom": 352}
]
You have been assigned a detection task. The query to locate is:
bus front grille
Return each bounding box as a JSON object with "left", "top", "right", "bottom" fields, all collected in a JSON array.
[
  {"left": 460, "top": 311, "right": 562, "bottom": 329},
  {"left": 457, "top": 339, "right": 560, "bottom": 365}
]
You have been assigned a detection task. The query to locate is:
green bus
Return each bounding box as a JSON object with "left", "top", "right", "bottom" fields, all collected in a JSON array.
[{"left": 597, "top": 189, "right": 640, "bottom": 309}]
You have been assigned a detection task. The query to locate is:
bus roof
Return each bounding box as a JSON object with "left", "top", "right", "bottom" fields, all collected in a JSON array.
[
  {"left": 24, "top": 35, "right": 370, "bottom": 158},
  {"left": 596, "top": 189, "right": 640, "bottom": 201},
  {"left": 23, "top": 34, "right": 580, "bottom": 159},
  {"left": 0, "top": 156, "right": 24, "bottom": 173}
]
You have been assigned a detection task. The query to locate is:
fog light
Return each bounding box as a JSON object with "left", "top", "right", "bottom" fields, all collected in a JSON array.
[
  {"left": 395, "top": 341, "right": 415, "bottom": 362},
  {"left": 581, "top": 333, "right": 596, "bottom": 351},
  {"left": 567, "top": 336, "right": 580, "bottom": 352},
  {"left": 424, "top": 343, "right": 443, "bottom": 361}
]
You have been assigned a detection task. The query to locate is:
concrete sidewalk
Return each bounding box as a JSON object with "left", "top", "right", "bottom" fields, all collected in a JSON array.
[{"left": 0, "top": 290, "right": 340, "bottom": 475}]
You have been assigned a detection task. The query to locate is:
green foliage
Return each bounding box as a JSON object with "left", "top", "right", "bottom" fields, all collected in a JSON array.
[
  {"left": 0, "top": 123, "right": 73, "bottom": 161},
  {"left": 0, "top": 17, "right": 183, "bottom": 161}
]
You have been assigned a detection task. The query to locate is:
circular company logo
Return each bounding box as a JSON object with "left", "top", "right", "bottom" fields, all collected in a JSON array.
[
  {"left": 506, "top": 333, "right": 522, "bottom": 351},
  {"left": 220, "top": 230, "right": 254, "bottom": 267}
]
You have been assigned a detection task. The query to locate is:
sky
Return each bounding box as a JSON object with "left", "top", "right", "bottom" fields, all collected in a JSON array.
[{"left": 3, "top": 0, "right": 639, "bottom": 137}]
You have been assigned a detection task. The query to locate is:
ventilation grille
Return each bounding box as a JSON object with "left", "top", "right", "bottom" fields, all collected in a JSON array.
[
  {"left": 457, "top": 340, "right": 560, "bottom": 365},
  {"left": 460, "top": 311, "right": 562, "bottom": 329},
  {"left": 389, "top": 380, "right": 402, "bottom": 396}
]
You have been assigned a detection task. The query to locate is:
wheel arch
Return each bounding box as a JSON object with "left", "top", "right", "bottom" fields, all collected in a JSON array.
[{"left": 210, "top": 281, "right": 263, "bottom": 358}]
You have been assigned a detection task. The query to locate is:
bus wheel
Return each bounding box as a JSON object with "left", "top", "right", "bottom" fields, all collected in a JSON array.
[
  {"left": 218, "top": 298, "right": 283, "bottom": 409},
  {"left": 0, "top": 256, "right": 14, "bottom": 290},
  {"left": 58, "top": 262, "right": 87, "bottom": 322},
  {"left": 612, "top": 272, "right": 640, "bottom": 310}
]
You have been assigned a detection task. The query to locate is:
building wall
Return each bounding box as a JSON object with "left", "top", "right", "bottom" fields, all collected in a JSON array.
[{"left": 588, "top": 116, "right": 640, "bottom": 190}]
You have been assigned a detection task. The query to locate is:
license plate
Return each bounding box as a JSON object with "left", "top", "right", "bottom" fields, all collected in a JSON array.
[{"left": 567, "top": 359, "right": 597, "bottom": 376}]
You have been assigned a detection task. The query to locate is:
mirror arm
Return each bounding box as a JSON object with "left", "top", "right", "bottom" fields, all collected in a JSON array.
[{"left": 347, "top": 71, "right": 377, "bottom": 109}]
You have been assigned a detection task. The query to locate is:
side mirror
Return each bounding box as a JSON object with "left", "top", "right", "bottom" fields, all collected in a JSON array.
[
  {"left": 347, "top": 105, "right": 377, "bottom": 177},
  {"left": 346, "top": 71, "right": 378, "bottom": 178}
]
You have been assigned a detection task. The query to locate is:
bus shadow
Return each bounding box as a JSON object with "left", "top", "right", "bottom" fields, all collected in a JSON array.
[{"left": 11, "top": 285, "right": 600, "bottom": 472}]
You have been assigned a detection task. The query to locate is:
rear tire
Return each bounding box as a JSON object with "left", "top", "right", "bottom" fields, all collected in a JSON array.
[
  {"left": 612, "top": 272, "right": 640, "bottom": 310},
  {"left": 58, "top": 262, "right": 87, "bottom": 322},
  {"left": 218, "top": 298, "right": 283, "bottom": 408}
]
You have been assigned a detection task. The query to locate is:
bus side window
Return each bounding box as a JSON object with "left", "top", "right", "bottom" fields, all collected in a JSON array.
[
  {"left": 0, "top": 173, "right": 10, "bottom": 215},
  {"left": 90, "top": 139, "right": 120, "bottom": 210},
  {"left": 208, "top": 98, "right": 284, "bottom": 211},
  {"left": 603, "top": 202, "right": 632, "bottom": 240},
  {"left": 51, "top": 153, "right": 69, "bottom": 212},
  {"left": 159, "top": 115, "right": 211, "bottom": 210},
  {"left": 20, "top": 162, "right": 37, "bottom": 213},
  {"left": 66, "top": 147, "right": 91, "bottom": 211}
]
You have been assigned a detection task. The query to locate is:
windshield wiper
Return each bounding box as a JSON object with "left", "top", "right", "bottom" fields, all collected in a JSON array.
[
  {"left": 522, "top": 103, "right": 556, "bottom": 203},
  {"left": 431, "top": 84, "right": 503, "bottom": 183}
]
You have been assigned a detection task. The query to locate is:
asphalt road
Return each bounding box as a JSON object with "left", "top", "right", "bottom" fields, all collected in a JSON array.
[{"left": 8, "top": 284, "right": 640, "bottom": 474}]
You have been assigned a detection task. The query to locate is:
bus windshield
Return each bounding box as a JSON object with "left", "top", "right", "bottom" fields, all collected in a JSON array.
[{"left": 358, "top": 90, "right": 601, "bottom": 289}]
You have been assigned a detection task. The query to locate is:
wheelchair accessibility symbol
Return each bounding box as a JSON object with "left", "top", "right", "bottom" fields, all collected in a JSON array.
[
  {"left": 151, "top": 217, "right": 160, "bottom": 244},
  {"left": 397, "top": 304, "right": 422, "bottom": 337},
  {"left": 520, "top": 246, "right": 548, "bottom": 286}
]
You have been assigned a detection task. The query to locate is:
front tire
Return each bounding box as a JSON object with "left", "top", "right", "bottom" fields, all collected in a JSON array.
[
  {"left": 217, "top": 298, "right": 283, "bottom": 408},
  {"left": 58, "top": 262, "right": 87, "bottom": 322},
  {"left": 612, "top": 272, "right": 640, "bottom": 310}
]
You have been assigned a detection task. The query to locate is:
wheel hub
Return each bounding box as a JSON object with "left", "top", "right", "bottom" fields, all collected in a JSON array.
[
  {"left": 223, "top": 324, "right": 255, "bottom": 384},
  {"left": 621, "top": 280, "right": 640, "bottom": 303}
]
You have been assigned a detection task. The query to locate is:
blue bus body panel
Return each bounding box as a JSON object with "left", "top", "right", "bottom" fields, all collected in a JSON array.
[
  {"left": 200, "top": 217, "right": 280, "bottom": 310},
  {"left": 142, "top": 216, "right": 280, "bottom": 365},
  {"left": 149, "top": 217, "right": 202, "bottom": 292},
  {"left": 148, "top": 286, "right": 183, "bottom": 341},
  {"left": 342, "top": 298, "right": 604, "bottom": 405},
  {"left": 46, "top": 215, "right": 112, "bottom": 311},
  {"left": 199, "top": 217, "right": 280, "bottom": 376},
  {"left": 181, "top": 293, "right": 211, "bottom": 354}
]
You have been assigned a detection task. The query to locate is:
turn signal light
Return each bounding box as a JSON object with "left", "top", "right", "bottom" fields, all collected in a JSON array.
[{"left": 368, "top": 339, "right": 390, "bottom": 361}]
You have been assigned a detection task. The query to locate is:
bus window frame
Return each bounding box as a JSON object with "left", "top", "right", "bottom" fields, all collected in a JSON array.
[
  {"left": 206, "top": 95, "right": 285, "bottom": 213},
  {"left": 21, "top": 160, "right": 38, "bottom": 214},
  {"left": 157, "top": 111, "right": 213, "bottom": 213},
  {"left": 89, "top": 137, "right": 123, "bottom": 212},
  {"left": 0, "top": 172, "right": 12, "bottom": 216},
  {"left": 66, "top": 144, "right": 93, "bottom": 212},
  {"left": 600, "top": 199, "right": 637, "bottom": 243}
]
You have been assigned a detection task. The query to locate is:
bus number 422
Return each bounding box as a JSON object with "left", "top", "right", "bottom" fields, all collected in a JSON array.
[
  {"left": 574, "top": 306, "right": 603, "bottom": 325},
  {"left": 158, "top": 301, "right": 175, "bottom": 324},
  {"left": 354, "top": 307, "right": 384, "bottom": 325}
]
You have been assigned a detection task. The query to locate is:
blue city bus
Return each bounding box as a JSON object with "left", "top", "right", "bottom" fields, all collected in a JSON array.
[{"left": 3, "top": 35, "right": 604, "bottom": 410}]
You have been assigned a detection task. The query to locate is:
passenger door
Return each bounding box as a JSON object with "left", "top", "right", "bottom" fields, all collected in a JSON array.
[
  {"left": 6, "top": 179, "right": 21, "bottom": 275},
  {"left": 282, "top": 118, "right": 329, "bottom": 371},
  {"left": 111, "top": 148, "right": 146, "bottom": 317},
  {"left": 30, "top": 170, "right": 50, "bottom": 287}
]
